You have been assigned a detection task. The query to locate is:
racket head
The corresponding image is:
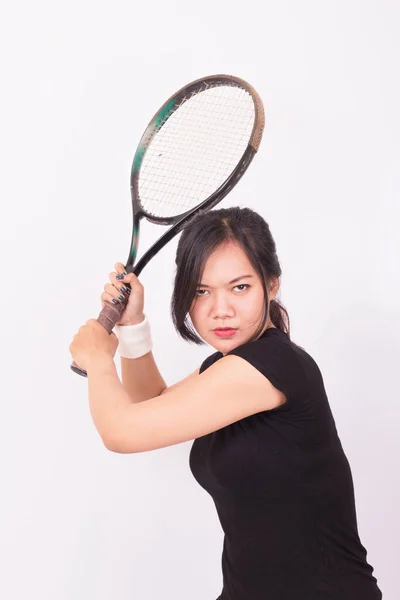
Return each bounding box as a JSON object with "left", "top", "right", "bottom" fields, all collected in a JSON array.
[{"left": 130, "top": 74, "right": 265, "bottom": 226}]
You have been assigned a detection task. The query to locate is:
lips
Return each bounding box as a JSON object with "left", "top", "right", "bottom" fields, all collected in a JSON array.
[{"left": 213, "top": 328, "right": 237, "bottom": 338}]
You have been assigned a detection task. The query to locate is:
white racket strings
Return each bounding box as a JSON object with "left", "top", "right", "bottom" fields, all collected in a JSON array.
[{"left": 138, "top": 84, "right": 256, "bottom": 218}]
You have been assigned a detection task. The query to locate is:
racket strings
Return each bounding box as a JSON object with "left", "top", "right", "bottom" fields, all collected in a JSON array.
[{"left": 137, "top": 84, "right": 255, "bottom": 218}]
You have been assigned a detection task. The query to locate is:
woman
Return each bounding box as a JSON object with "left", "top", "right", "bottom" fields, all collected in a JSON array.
[{"left": 70, "top": 206, "right": 383, "bottom": 599}]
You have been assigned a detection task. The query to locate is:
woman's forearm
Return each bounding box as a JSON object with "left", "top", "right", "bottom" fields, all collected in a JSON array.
[
  {"left": 121, "top": 351, "right": 167, "bottom": 403},
  {"left": 86, "top": 356, "right": 134, "bottom": 448}
]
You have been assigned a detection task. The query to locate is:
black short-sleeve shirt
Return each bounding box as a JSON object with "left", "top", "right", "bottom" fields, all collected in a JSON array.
[{"left": 189, "top": 327, "right": 382, "bottom": 600}]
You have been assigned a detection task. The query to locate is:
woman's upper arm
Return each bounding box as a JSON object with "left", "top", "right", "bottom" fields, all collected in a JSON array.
[
  {"left": 160, "top": 367, "right": 200, "bottom": 395},
  {"left": 109, "top": 356, "right": 285, "bottom": 453}
]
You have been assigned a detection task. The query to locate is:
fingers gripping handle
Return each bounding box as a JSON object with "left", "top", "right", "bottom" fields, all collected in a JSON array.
[{"left": 70, "top": 287, "right": 131, "bottom": 377}]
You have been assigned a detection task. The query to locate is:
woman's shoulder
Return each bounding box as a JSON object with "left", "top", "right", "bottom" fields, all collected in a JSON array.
[
  {"left": 199, "top": 349, "right": 223, "bottom": 374},
  {"left": 199, "top": 327, "right": 318, "bottom": 379}
]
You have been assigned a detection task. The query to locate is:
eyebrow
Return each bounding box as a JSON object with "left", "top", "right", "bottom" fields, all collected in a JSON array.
[{"left": 198, "top": 275, "right": 254, "bottom": 288}]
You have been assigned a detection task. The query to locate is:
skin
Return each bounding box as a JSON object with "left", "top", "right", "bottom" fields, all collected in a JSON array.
[{"left": 189, "top": 241, "right": 280, "bottom": 356}]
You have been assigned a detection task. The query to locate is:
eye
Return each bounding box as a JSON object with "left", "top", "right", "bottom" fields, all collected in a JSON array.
[
  {"left": 195, "top": 289, "right": 209, "bottom": 296},
  {"left": 234, "top": 284, "right": 250, "bottom": 292}
]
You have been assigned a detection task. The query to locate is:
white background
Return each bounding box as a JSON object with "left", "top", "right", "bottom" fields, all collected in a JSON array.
[{"left": 1, "top": 1, "right": 398, "bottom": 598}]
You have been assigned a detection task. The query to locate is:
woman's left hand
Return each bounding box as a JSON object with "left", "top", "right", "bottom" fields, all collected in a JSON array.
[{"left": 69, "top": 319, "right": 119, "bottom": 372}]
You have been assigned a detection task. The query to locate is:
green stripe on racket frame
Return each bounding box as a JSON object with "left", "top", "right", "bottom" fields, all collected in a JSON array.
[{"left": 71, "top": 74, "right": 265, "bottom": 377}]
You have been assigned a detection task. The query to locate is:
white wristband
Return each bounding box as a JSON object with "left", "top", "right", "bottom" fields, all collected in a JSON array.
[{"left": 114, "top": 315, "right": 153, "bottom": 359}]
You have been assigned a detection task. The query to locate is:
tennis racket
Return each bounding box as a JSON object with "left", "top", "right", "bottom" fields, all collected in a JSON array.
[{"left": 71, "top": 74, "right": 265, "bottom": 377}]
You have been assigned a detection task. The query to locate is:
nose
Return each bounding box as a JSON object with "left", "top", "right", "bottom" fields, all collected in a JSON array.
[{"left": 211, "top": 292, "right": 235, "bottom": 318}]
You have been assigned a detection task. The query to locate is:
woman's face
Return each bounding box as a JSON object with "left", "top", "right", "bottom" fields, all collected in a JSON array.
[{"left": 189, "top": 242, "right": 279, "bottom": 355}]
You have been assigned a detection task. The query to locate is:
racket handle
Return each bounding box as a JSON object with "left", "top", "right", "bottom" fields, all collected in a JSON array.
[{"left": 70, "top": 293, "right": 130, "bottom": 377}]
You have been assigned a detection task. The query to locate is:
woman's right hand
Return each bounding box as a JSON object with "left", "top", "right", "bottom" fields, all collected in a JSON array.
[{"left": 100, "top": 262, "right": 145, "bottom": 326}]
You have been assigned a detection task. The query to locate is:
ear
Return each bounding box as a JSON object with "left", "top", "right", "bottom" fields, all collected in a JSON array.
[{"left": 269, "top": 277, "right": 280, "bottom": 300}]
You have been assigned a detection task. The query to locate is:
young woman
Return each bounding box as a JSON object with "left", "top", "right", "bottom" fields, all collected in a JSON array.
[{"left": 70, "top": 207, "right": 383, "bottom": 599}]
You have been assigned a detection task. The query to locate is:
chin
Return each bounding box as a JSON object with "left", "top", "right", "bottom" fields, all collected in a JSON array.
[{"left": 213, "top": 338, "right": 240, "bottom": 352}]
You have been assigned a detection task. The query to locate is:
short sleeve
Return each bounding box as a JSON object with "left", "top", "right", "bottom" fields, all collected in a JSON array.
[
  {"left": 199, "top": 350, "right": 223, "bottom": 374},
  {"left": 226, "top": 332, "right": 309, "bottom": 411}
]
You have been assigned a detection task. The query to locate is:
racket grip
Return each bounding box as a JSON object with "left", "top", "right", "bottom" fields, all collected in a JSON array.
[{"left": 70, "top": 296, "right": 129, "bottom": 377}]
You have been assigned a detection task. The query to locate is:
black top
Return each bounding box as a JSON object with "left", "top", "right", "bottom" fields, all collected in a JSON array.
[{"left": 189, "top": 327, "right": 382, "bottom": 600}]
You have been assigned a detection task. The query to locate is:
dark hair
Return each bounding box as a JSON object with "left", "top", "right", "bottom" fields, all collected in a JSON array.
[{"left": 170, "top": 206, "right": 291, "bottom": 346}]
